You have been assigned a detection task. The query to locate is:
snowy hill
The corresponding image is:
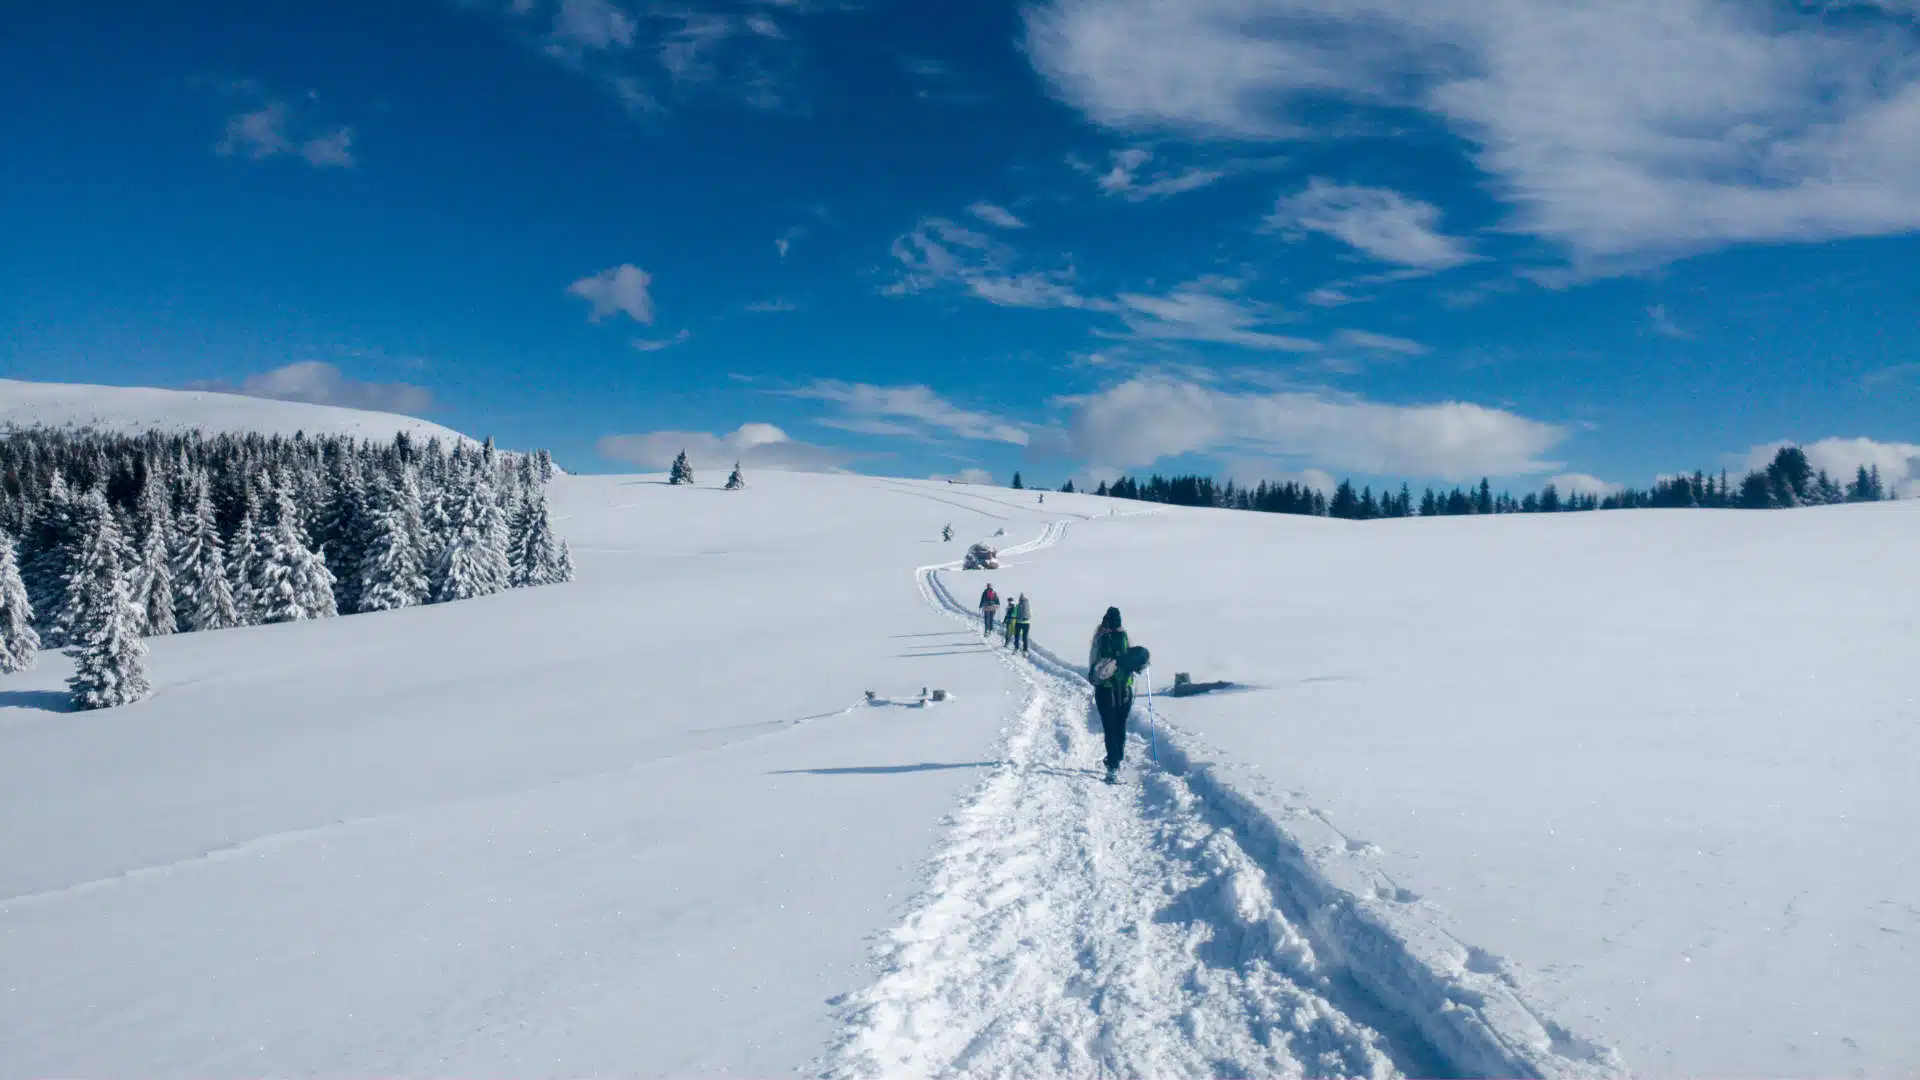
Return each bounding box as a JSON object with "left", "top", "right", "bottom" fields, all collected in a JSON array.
[
  {"left": 3, "top": 472, "right": 1915, "bottom": 1077},
  {"left": 0, "top": 378, "right": 476, "bottom": 446}
]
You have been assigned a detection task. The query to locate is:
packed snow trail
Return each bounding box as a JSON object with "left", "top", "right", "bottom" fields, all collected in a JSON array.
[{"left": 822, "top": 525, "right": 1415, "bottom": 1079}]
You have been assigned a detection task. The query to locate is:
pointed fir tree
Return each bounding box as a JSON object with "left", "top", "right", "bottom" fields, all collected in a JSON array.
[
  {"left": 316, "top": 457, "right": 372, "bottom": 614},
  {"left": 64, "top": 510, "right": 151, "bottom": 711},
  {"left": 171, "top": 475, "right": 239, "bottom": 632},
  {"left": 433, "top": 462, "right": 511, "bottom": 601},
  {"left": 23, "top": 471, "right": 80, "bottom": 644},
  {"left": 535, "top": 448, "right": 555, "bottom": 484},
  {"left": 359, "top": 470, "right": 430, "bottom": 611},
  {"left": 1, "top": 531, "right": 40, "bottom": 673},
  {"left": 250, "top": 479, "right": 338, "bottom": 623},
  {"left": 131, "top": 506, "right": 176, "bottom": 636},
  {"left": 725, "top": 463, "right": 745, "bottom": 491},
  {"left": 669, "top": 450, "right": 694, "bottom": 486},
  {"left": 228, "top": 503, "right": 265, "bottom": 625},
  {"left": 508, "top": 486, "right": 567, "bottom": 587}
]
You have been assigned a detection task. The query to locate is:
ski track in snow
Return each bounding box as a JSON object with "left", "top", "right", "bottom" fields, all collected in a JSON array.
[
  {"left": 823, "top": 521, "right": 1403, "bottom": 1080},
  {"left": 822, "top": 520, "right": 1626, "bottom": 1080}
]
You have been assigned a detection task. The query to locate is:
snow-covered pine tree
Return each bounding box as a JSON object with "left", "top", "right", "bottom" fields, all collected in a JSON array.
[
  {"left": 228, "top": 503, "right": 264, "bottom": 625},
  {"left": 129, "top": 467, "right": 177, "bottom": 636},
  {"left": 359, "top": 469, "right": 431, "bottom": 611},
  {"left": 670, "top": 450, "right": 694, "bottom": 486},
  {"left": 250, "top": 477, "right": 338, "bottom": 623},
  {"left": 65, "top": 506, "right": 151, "bottom": 711},
  {"left": 509, "top": 486, "right": 566, "bottom": 586},
  {"left": 535, "top": 448, "right": 555, "bottom": 484},
  {"left": 316, "top": 457, "right": 371, "bottom": 614},
  {"left": 0, "top": 531, "right": 40, "bottom": 673},
  {"left": 433, "top": 461, "right": 510, "bottom": 602},
  {"left": 22, "top": 471, "right": 79, "bottom": 644},
  {"left": 555, "top": 538, "right": 574, "bottom": 582},
  {"left": 725, "top": 463, "right": 744, "bottom": 490},
  {"left": 131, "top": 505, "right": 176, "bottom": 636},
  {"left": 171, "top": 474, "right": 238, "bottom": 631}
]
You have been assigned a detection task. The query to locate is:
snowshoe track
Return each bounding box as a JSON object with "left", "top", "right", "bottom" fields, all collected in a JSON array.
[{"left": 822, "top": 523, "right": 1405, "bottom": 1079}]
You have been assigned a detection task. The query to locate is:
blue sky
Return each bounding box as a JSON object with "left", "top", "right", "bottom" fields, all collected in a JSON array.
[{"left": 3, "top": 0, "right": 1917, "bottom": 493}]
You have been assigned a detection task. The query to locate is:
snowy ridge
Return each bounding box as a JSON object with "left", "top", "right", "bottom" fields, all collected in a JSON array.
[
  {"left": 826, "top": 520, "right": 1627, "bottom": 1079},
  {"left": 0, "top": 379, "right": 476, "bottom": 447}
]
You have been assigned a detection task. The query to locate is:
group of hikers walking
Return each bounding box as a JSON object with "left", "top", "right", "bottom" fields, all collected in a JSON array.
[
  {"left": 975, "top": 584, "right": 1031, "bottom": 653},
  {"left": 977, "top": 584, "right": 1144, "bottom": 784}
]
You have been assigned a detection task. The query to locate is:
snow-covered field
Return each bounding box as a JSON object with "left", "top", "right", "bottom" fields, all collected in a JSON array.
[
  {"left": 0, "top": 379, "right": 475, "bottom": 446},
  {"left": 4, "top": 467, "right": 1915, "bottom": 1078}
]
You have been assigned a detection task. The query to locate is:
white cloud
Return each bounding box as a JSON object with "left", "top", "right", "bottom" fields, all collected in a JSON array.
[
  {"left": 190, "top": 362, "right": 434, "bottom": 414},
  {"left": 886, "top": 217, "right": 1104, "bottom": 311},
  {"left": 884, "top": 222, "right": 1321, "bottom": 351},
  {"left": 632, "top": 329, "right": 691, "bottom": 352},
  {"left": 1271, "top": 180, "right": 1476, "bottom": 270},
  {"left": 967, "top": 201, "right": 1027, "bottom": 229},
  {"left": 1736, "top": 436, "right": 1920, "bottom": 497},
  {"left": 217, "top": 102, "right": 355, "bottom": 169},
  {"left": 788, "top": 381, "right": 1030, "bottom": 445},
  {"left": 597, "top": 422, "right": 850, "bottom": 472},
  {"left": 1024, "top": 0, "right": 1920, "bottom": 269},
  {"left": 1646, "top": 304, "right": 1693, "bottom": 340},
  {"left": 1061, "top": 375, "right": 1565, "bottom": 479},
  {"left": 568, "top": 264, "right": 656, "bottom": 324},
  {"left": 1548, "top": 472, "right": 1624, "bottom": 497},
  {"left": 934, "top": 467, "right": 997, "bottom": 485},
  {"left": 1304, "top": 287, "right": 1355, "bottom": 308},
  {"left": 298, "top": 127, "right": 354, "bottom": 168},
  {"left": 550, "top": 0, "right": 637, "bottom": 52},
  {"left": 1333, "top": 328, "right": 1427, "bottom": 355},
  {"left": 745, "top": 298, "right": 799, "bottom": 313},
  {"left": 776, "top": 224, "right": 806, "bottom": 259},
  {"left": 1114, "top": 278, "right": 1319, "bottom": 352},
  {"left": 1082, "top": 148, "right": 1226, "bottom": 201}
]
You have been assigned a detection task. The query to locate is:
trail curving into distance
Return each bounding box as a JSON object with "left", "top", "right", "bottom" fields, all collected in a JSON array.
[{"left": 821, "top": 522, "right": 1419, "bottom": 1079}]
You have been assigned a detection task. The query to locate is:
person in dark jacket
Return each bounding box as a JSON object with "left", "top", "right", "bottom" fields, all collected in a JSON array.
[
  {"left": 1088, "top": 606, "right": 1133, "bottom": 781},
  {"left": 1011, "top": 593, "right": 1032, "bottom": 653},
  {"left": 979, "top": 584, "right": 1001, "bottom": 638}
]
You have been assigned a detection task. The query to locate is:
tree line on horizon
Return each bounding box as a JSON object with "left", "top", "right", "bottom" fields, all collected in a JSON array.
[
  {"left": 1033, "top": 445, "right": 1897, "bottom": 519},
  {"left": 0, "top": 427, "right": 573, "bottom": 710}
]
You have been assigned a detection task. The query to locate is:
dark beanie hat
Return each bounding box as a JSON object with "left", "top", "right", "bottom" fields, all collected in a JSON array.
[{"left": 1103, "top": 606, "right": 1122, "bottom": 628}]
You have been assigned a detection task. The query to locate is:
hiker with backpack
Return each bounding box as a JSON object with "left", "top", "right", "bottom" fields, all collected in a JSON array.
[
  {"left": 979, "top": 584, "right": 1001, "bottom": 638},
  {"left": 1088, "top": 606, "right": 1145, "bottom": 783},
  {"left": 1011, "top": 593, "right": 1032, "bottom": 654}
]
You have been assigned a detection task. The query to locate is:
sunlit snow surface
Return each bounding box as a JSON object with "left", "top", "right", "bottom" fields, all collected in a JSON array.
[{"left": 4, "top": 469, "right": 1915, "bottom": 1078}]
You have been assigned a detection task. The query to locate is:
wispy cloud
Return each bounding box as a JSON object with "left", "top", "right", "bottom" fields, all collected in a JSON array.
[
  {"left": 776, "top": 224, "right": 806, "bottom": 259},
  {"left": 598, "top": 422, "right": 851, "bottom": 472},
  {"left": 1270, "top": 180, "right": 1476, "bottom": 270},
  {"left": 632, "top": 328, "right": 691, "bottom": 351},
  {"left": 568, "top": 263, "right": 656, "bottom": 324},
  {"left": 1861, "top": 361, "right": 1920, "bottom": 388},
  {"left": 1113, "top": 278, "right": 1319, "bottom": 352},
  {"left": 1024, "top": 0, "right": 1920, "bottom": 272},
  {"left": 1646, "top": 304, "right": 1694, "bottom": 340},
  {"left": 189, "top": 362, "right": 432, "bottom": 414},
  {"left": 1075, "top": 148, "right": 1225, "bottom": 201},
  {"left": 216, "top": 100, "right": 355, "bottom": 169},
  {"left": 967, "top": 201, "right": 1026, "bottom": 229},
  {"left": 1058, "top": 375, "right": 1566, "bottom": 479},
  {"left": 1334, "top": 329, "right": 1428, "bottom": 356},
  {"left": 787, "top": 380, "right": 1030, "bottom": 445},
  {"left": 886, "top": 216, "right": 1105, "bottom": 311},
  {"left": 745, "top": 298, "right": 799, "bottom": 313}
]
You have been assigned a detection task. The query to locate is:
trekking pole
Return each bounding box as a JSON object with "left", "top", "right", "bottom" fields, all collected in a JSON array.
[{"left": 1145, "top": 667, "right": 1157, "bottom": 763}]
